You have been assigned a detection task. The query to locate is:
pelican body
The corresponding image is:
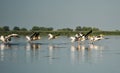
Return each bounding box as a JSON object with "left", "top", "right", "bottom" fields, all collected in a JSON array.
[
  {"left": 26, "top": 32, "right": 41, "bottom": 42},
  {"left": 0, "top": 34, "right": 19, "bottom": 44},
  {"left": 88, "top": 34, "right": 104, "bottom": 44},
  {"left": 70, "top": 30, "right": 92, "bottom": 43},
  {"left": 48, "top": 33, "right": 58, "bottom": 40}
]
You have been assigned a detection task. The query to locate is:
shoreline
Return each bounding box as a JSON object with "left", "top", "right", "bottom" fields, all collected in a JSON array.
[{"left": 0, "top": 31, "right": 120, "bottom": 36}]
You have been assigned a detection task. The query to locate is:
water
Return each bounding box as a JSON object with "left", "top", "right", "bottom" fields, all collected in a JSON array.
[{"left": 0, "top": 36, "right": 120, "bottom": 73}]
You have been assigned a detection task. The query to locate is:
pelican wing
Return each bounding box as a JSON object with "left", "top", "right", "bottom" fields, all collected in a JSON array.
[
  {"left": 34, "top": 32, "right": 40, "bottom": 37},
  {"left": 6, "top": 34, "right": 19, "bottom": 39},
  {"left": 30, "top": 32, "right": 37, "bottom": 38},
  {"left": 84, "top": 30, "right": 92, "bottom": 37},
  {"left": 30, "top": 32, "right": 40, "bottom": 40},
  {"left": 7, "top": 34, "right": 19, "bottom": 37},
  {"left": 3, "top": 34, "right": 19, "bottom": 43}
]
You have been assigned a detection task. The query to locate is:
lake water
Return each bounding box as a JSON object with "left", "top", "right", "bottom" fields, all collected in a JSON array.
[{"left": 0, "top": 36, "right": 120, "bottom": 73}]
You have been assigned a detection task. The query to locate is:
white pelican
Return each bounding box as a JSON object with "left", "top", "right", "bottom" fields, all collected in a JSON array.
[
  {"left": 48, "top": 33, "right": 58, "bottom": 40},
  {"left": 0, "top": 34, "right": 19, "bottom": 44},
  {"left": 70, "top": 30, "right": 92, "bottom": 43},
  {"left": 26, "top": 32, "right": 41, "bottom": 42},
  {"left": 88, "top": 34, "right": 104, "bottom": 44},
  {"left": 70, "top": 36, "right": 77, "bottom": 42},
  {"left": 79, "top": 30, "right": 92, "bottom": 43},
  {"left": 70, "top": 35, "right": 86, "bottom": 43},
  {"left": 75, "top": 32, "right": 84, "bottom": 38}
]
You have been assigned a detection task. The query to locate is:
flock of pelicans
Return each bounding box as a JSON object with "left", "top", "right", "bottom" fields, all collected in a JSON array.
[
  {"left": 0, "top": 30, "right": 106, "bottom": 44},
  {"left": 0, "top": 30, "right": 107, "bottom": 62}
]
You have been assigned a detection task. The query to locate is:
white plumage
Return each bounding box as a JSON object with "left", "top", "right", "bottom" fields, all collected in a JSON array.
[
  {"left": 0, "top": 34, "right": 19, "bottom": 43},
  {"left": 88, "top": 34, "right": 104, "bottom": 44},
  {"left": 70, "top": 36, "right": 76, "bottom": 42},
  {"left": 70, "top": 30, "right": 92, "bottom": 43},
  {"left": 26, "top": 32, "right": 41, "bottom": 42},
  {"left": 48, "top": 33, "right": 57, "bottom": 40}
]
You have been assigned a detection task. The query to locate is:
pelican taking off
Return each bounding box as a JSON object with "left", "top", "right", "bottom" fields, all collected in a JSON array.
[
  {"left": 26, "top": 32, "right": 41, "bottom": 42},
  {"left": 70, "top": 30, "right": 92, "bottom": 43},
  {"left": 0, "top": 34, "right": 19, "bottom": 43},
  {"left": 88, "top": 34, "right": 104, "bottom": 44},
  {"left": 70, "top": 36, "right": 77, "bottom": 42},
  {"left": 48, "top": 33, "right": 58, "bottom": 40}
]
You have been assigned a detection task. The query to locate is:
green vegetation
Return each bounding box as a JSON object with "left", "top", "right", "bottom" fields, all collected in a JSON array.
[
  {"left": 57, "top": 28, "right": 73, "bottom": 32},
  {"left": 0, "top": 26, "right": 120, "bottom": 36},
  {"left": 31, "top": 26, "right": 53, "bottom": 31}
]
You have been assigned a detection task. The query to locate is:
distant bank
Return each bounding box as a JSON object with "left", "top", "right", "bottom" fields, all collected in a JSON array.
[
  {"left": 1, "top": 26, "right": 120, "bottom": 36},
  {"left": 0, "top": 31, "right": 120, "bottom": 36}
]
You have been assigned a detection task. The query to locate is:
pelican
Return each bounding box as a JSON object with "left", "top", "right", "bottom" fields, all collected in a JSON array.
[
  {"left": 70, "top": 30, "right": 92, "bottom": 43},
  {"left": 70, "top": 32, "right": 85, "bottom": 42},
  {"left": 70, "top": 36, "right": 77, "bottom": 42},
  {"left": 70, "top": 35, "right": 85, "bottom": 43},
  {"left": 48, "top": 33, "right": 58, "bottom": 40},
  {"left": 79, "top": 30, "right": 92, "bottom": 43},
  {"left": 26, "top": 32, "right": 41, "bottom": 42},
  {"left": 75, "top": 32, "right": 84, "bottom": 38},
  {"left": 88, "top": 34, "right": 104, "bottom": 44},
  {"left": 0, "top": 34, "right": 19, "bottom": 44}
]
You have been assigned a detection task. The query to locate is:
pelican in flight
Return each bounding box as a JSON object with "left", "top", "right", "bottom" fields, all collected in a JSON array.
[
  {"left": 0, "top": 34, "right": 19, "bottom": 44},
  {"left": 26, "top": 32, "right": 41, "bottom": 42},
  {"left": 48, "top": 33, "right": 58, "bottom": 40}
]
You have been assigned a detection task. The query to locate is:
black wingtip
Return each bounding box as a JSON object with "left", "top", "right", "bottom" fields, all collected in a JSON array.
[{"left": 85, "top": 29, "right": 93, "bottom": 37}]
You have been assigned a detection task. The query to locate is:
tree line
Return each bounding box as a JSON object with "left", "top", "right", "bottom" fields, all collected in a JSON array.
[
  {"left": 0, "top": 26, "right": 120, "bottom": 36},
  {"left": 0, "top": 26, "right": 101, "bottom": 32}
]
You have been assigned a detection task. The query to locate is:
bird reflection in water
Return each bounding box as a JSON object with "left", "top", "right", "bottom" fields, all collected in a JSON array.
[
  {"left": 48, "top": 45, "right": 54, "bottom": 64},
  {"left": 26, "top": 43, "right": 41, "bottom": 50},
  {"left": 25, "top": 43, "right": 41, "bottom": 63},
  {"left": 0, "top": 43, "right": 19, "bottom": 62},
  {"left": 48, "top": 45, "right": 61, "bottom": 64},
  {"left": 0, "top": 44, "right": 9, "bottom": 61},
  {"left": 70, "top": 44, "right": 104, "bottom": 64},
  {"left": 71, "top": 44, "right": 85, "bottom": 64}
]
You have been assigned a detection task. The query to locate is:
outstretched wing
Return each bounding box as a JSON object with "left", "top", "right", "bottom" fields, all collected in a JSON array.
[
  {"left": 4, "top": 34, "right": 19, "bottom": 42},
  {"left": 30, "top": 32, "right": 37, "bottom": 38},
  {"left": 84, "top": 30, "right": 92, "bottom": 37},
  {"left": 34, "top": 32, "right": 39, "bottom": 37},
  {"left": 30, "top": 32, "right": 40, "bottom": 40},
  {"left": 6, "top": 34, "right": 19, "bottom": 39}
]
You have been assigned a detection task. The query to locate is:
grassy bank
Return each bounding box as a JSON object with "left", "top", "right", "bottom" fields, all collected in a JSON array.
[{"left": 0, "top": 31, "right": 120, "bottom": 36}]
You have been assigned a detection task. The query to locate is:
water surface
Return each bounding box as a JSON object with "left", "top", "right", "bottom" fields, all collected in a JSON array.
[{"left": 0, "top": 36, "right": 120, "bottom": 73}]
